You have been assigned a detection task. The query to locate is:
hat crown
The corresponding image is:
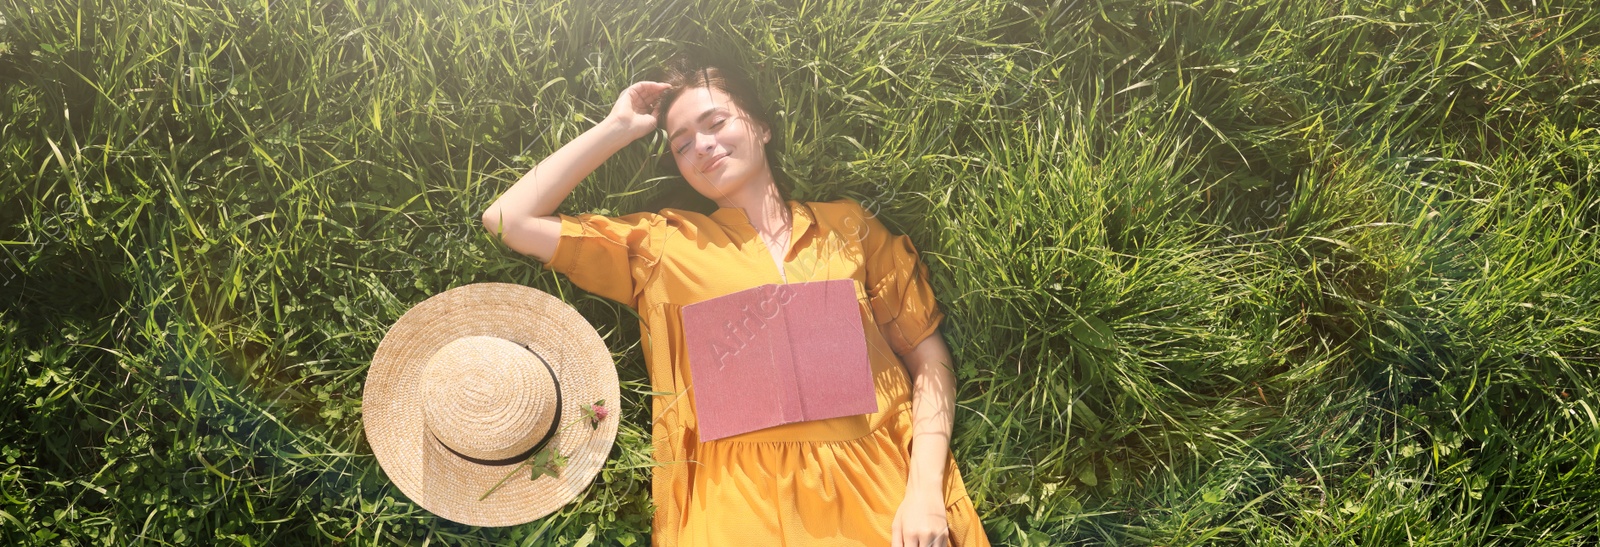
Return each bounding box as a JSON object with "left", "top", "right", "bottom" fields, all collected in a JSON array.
[{"left": 420, "top": 336, "right": 558, "bottom": 461}]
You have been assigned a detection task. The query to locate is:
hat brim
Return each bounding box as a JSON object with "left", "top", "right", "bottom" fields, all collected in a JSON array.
[{"left": 363, "top": 283, "right": 620, "bottom": 527}]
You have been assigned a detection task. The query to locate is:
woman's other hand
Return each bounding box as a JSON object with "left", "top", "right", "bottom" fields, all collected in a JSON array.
[
  {"left": 607, "top": 81, "right": 673, "bottom": 141},
  {"left": 891, "top": 484, "right": 950, "bottom": 547}
]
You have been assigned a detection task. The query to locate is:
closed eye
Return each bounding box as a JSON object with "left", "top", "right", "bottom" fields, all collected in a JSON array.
[{"left": 674, "top": 116, "right": 729, "bottom": 155}]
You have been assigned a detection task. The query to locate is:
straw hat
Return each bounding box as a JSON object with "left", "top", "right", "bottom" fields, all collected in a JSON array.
[{"left": 363, "top": 282, "right": 620, "bottom": 527}]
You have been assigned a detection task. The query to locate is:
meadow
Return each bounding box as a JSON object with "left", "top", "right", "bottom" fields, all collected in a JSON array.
[{"left": 3, "top": 0, "right": 1599, "bottom": 544}]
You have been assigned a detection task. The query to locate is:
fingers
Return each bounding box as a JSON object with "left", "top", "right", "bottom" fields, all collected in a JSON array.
[
  {"left": 626, "top": 81, "right": 673, "bottom": 114},
  {"left": 891, "top": 516, "right": 904, "bottom": 547},
  {"left": 893, "top": 526, "right": 948, "bottom": 547},
  {"left": 620, "top": 82, "right": 672, "bottom": 118},
  {"left": 893, "top": 526, "right": 951, "bottom": 547}
]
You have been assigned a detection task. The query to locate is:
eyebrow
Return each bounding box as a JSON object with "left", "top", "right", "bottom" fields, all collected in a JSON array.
[{"left": 668, "top": 108, "right": 725, "bottom": 142}]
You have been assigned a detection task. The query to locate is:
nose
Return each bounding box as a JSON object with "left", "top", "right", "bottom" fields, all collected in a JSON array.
[{"left": 694, "top": 133, "right": 715, "bottom": 156}]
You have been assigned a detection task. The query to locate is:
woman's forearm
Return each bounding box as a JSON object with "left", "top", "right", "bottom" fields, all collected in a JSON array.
[
  {"left": 904, "top": 332, "right": 955, "bottom": 495},
  {"left": 480, "top": 117, "right": 641, "bottom": 261},
  {"left": 484, "top": 117, "right": 635, "bottom": 221}
]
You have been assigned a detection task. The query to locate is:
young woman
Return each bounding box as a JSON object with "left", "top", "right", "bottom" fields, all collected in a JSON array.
[{"left": 482, "top": 60, "right": 988, "bottom": 547}]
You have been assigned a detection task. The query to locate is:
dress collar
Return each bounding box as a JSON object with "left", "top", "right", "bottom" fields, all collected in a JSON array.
[
  {"left": 711, "top": 200, "right": 816, "bottom": 254},
  {"left": 712, "top": 200, "right": 811, "bottom": 229}
]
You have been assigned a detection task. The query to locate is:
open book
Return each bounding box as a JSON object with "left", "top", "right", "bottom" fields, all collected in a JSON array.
[{"left": 682, "top": 279, "right": 878, "bottom": 442}]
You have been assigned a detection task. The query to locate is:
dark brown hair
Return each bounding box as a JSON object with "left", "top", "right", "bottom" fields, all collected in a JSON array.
[{"left": 650, "top": 55, "right": 791, "bottom": 204}]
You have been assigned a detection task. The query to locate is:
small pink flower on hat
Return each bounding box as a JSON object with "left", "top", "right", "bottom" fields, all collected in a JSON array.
[{"left": 585, "top": 399, "right": 610, "bottom": 429}]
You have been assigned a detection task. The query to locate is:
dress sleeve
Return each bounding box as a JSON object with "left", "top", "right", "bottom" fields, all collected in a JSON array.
[
  {"left": 845, "top": 200, "right": 946, "bottom": 356},
  {"left": 542, "top": 211, "right": 665, "bottom": 307}
]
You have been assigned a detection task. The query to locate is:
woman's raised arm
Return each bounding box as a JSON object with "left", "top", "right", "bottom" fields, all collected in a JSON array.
[{"left": 481, "top": 81, "right": 671, "bottom": 263}]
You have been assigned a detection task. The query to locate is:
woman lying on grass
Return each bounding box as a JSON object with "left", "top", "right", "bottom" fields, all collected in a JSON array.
[{"left": 483, "top": 56, "right": 988, "bottom": 547}]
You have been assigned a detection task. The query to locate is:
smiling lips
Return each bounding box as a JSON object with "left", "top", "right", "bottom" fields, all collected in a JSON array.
[{"left": 701, "top": 152, "right": 729, "bottom": 173}]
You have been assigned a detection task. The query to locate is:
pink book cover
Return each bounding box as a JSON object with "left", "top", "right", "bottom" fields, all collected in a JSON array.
[{"left": 682, "top": 279, "right": 878, "bottom": 442}]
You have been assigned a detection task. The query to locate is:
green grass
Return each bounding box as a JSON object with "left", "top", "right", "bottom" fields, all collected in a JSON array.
[{"left": 3, "top": 0, "right": 1599, "bottom": 544}]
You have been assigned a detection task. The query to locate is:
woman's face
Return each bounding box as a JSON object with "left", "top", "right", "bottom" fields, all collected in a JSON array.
[{"left": 663, "top": 86, "right": 772, "bottom": 203}]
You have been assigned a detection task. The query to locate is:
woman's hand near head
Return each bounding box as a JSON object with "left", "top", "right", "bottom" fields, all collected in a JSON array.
[
  {"left": 481, "top": 81, "right": 672, "bottom": 263},
  {"left": 608, "top": 81, "right": 672, "bottom": 142}
]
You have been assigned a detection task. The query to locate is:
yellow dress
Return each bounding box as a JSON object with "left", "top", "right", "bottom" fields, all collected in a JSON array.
[{"left": 544, "top": 198, "right": 989, "bottom": 546}]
